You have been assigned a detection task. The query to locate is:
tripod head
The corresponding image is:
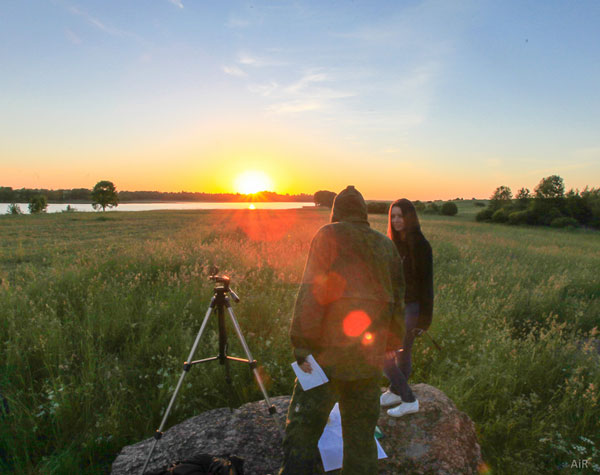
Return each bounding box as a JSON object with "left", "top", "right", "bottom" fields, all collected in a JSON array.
[{"left": 208, "top": 266, "right": 240, "bottom": 303}]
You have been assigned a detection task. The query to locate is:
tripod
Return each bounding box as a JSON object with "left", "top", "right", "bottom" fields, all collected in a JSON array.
[{"left": 140, "top": 271, "right": 282, "bottom": 475}]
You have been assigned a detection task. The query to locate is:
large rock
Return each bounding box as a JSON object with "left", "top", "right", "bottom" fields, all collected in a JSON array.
[
  {"left": 377, "top": 384, "right": 482, "bottom": 474},
  {"left": 112, "top": 384, "right": 481, "bottom": 474}
]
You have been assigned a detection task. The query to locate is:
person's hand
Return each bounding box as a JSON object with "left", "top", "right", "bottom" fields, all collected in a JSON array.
[
  {"left": 385, "top": 350, "right": 397, "bottom": 360},
  {"left": 299, "top": 361, "right": 312, "bottom": 373}
]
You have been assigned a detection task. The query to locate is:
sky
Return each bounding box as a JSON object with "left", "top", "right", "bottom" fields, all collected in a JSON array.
[{"left": 1, "top": 0, "right": 599, "bottom": 200}]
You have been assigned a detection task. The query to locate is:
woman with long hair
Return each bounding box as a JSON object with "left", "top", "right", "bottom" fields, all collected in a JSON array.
[{"left": 380, "top": 199, "right": 434, "bottom": 417}]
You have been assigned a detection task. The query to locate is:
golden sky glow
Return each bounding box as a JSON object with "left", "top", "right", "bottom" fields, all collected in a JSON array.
[
  {"left": 1, "top": 2, "right": 599, "bottom": 200},
  {"left": 234, "top": 170, "right": 274, "bottom": 194}
]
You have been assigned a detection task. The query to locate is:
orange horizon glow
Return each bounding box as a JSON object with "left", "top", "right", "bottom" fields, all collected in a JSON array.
[{"left": 234, "top": 170, "right": 274, "bottom": 195}]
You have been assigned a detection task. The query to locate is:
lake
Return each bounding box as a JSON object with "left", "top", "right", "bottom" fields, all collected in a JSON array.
[{"left": 0, "top": 201, "right": 314, "bottom": 214}]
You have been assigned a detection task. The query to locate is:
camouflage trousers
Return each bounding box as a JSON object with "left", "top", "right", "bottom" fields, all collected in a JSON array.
[{"left": 279, "top": 376, "right": 380, "bottom": 475}]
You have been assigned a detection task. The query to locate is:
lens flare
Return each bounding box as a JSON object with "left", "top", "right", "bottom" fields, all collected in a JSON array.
[
  {"left": 478, "top": 462, "right": 491, "bottom": 474},
  {"left": 312, "top": 271, "right": 346, "bottom": 305},
  {"left": 230, "top": 209, "right": 298, "bottom": 241},
  {"left": 361, "top": 332, "right": 375, "bottom": 346},
  {"left": 343, "top": 310, "right": 371, "bottom": 337}
]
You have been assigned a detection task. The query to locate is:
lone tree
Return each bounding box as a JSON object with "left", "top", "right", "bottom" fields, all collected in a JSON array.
[
  {"left": 314, "top": 190, "right": 336, "bottom": 208},
  {"left": 28, "top": 195, "right": 48, "bottom": 214},
  {"left": 92, "top": 180, "right": 119, "bottom": 211},
  {"left": 440, "top": 202, "right": 458, "bottom": 216},
  {"left": 489, "top": 185, "right": 512, "bottom": 210},
  {"left": 534, "top": 175, "right": 565, "bottom": 199}
]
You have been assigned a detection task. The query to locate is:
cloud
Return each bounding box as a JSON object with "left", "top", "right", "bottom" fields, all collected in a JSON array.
[
  {"left": 168, "top": 0, "right": 184, "bottom": 8},
  {"left": 381, "top": 148, "right": 403, "bottom": 155},
  {"left": 67, "top": 5, "right": 143, "bottom": 43},
  {"left": 223, "top": 65, "right": 247, "bottom": 77},
  {"left": 65, "top": 28, "right": 82, "bottom": 45},
  {"left": 267, "top": 100, "right": 322, "bottom": 114},
  {"left": 396, "top": 62, "right": 439, "bottom": 92},
  {"left": 238, "top": 53, "right": 261, "bottom": 66},
  {"left": 572, "top": 146, "right": 600, "bottom": 160},
  {"left": 245, "top": 69, "right": 356, "bottom": 115},
  {"left": 248, "top": 82, "right": 279, "bottom": 97},
  {"left": 226, "top": 17, "right": 250, "bottom": 28},
  {"left": 138, "top": 53, "right": 153, "bottom": 64},
  {"left": 236, "top": 51, "right": 287, "bottom": 68},
  {"left": 285, "top": 72, "right": 330, "bottom": 94}
]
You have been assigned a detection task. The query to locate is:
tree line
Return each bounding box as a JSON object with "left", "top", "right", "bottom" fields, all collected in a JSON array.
[
  {"left": 313, "top": 190, "right": 459, "bottom": 216},
  {"left": 0, "top": 186, "right": 313, "bottom": 204},
  {"left": 476, "top": 175, "right": 600, "bottom": 229}
]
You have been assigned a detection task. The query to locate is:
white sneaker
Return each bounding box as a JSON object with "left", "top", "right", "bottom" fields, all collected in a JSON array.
[
  {"left": 380, "top": 390, "right": 403, "bottom": 407},
  {"left": 387, "top": 399, "right": 419, "bottom": 417}
]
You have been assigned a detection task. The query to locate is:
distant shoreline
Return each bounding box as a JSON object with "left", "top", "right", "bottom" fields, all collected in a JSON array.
[{"left": 0, "top": 200, "right": 315, "bottom": 204}]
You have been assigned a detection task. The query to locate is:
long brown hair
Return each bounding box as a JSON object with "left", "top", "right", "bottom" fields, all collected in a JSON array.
[{"left": 387, "top": 198, "right": 422, "bottom": 257}]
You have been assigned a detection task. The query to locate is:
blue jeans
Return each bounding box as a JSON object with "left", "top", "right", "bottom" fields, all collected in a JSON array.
[{"left": 383, "top": 302, "right": 419, "bottom": 403}]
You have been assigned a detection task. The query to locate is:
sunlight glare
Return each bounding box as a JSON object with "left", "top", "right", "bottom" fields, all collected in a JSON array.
[{"left": 235, "top": 171, "right": 274, "bottom": 194}]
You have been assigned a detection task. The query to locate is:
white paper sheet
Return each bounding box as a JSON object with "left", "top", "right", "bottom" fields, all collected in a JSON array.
[
  {"left": 291, "top": 354, "right": 329, "bottom": 391},
  {"left": 318, "top": 403, "right": 387, "bottom": 472}
]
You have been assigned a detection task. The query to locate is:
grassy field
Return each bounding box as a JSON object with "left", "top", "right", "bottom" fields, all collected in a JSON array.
[{"left": 1, "top": 205, "right": 599, "bottom": 474}]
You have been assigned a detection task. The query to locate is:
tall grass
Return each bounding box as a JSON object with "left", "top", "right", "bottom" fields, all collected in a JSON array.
[{"left": 0, "top": 208, "right": 598, "bottom": 474}]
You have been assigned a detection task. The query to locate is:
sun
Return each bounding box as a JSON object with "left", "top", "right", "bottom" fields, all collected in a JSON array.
[{"left": 234, "top": 171, "right": 274, "bottom": 194}]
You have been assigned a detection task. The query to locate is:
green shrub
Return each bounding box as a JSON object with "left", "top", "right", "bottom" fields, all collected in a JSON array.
[
  {"left": 476, "top": 208, "right": 493, "bottom": 222},
  {"left": 62, "top": 205, "right": 77, "bottom": 213},
  {"left": 28, "top": 195, "right": 48, "bottom": 214},
  {"left": 7, "top": 203, "right": 22, "bottom": 215},
  {"left": 366, "top": 201, "right": 390, "bottom": 214},
  {"left": 508, "top": 210, "right": 529, "bottom": 225},
  {"left": 423, "top": 203, "right": 440, "bottom": 214},
  {"left": 550, "top": 217, "right": 578, "bottom": 228},
  {"left": 414, "top": 200, "right": 426, "bottom": 212},
  {"left": 492, "top": 208, "right": 509, "bottom": 223},
  {"left": 440, "top": 202, "right": 458, "bottom": 216},
  {"left": 543, "top": 207, "right": 563, "bottom": 226}
]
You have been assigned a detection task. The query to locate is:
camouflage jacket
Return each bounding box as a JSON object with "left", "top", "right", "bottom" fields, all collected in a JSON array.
[{"left": 290, "top": 221, "right": 405, "bottom": 380}]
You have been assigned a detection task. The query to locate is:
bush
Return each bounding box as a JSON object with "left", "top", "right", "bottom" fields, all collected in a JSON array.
[
  {"left": 543, "top": 207, "right": 563, "bottom": 226},
  {"left": 423, "top": 203, "right": 440, "bottom": 214},
  {"left": 6, "top": 203, "right": 22, "bottom": 215},
  {"left": 440, "top": 202, "right": 458, "bottom": 216},
  {"left": 366, "top": 202, "right": 390, "bottom": 214},
  {"left": 414, "top": 200, "right": 426, "bottom": 212},
  {"left": 550, "top": 217, "right": 578, "bottom": 228},
  {"left": 473, "top": 201, "right": 485, "bottom": 207},
  {"left": 28, "top": 195, "right": 48, "bottom": 214},
  {"left": 492, "top": 208, "right": 509, "bottom": 223},
  {"left": 508, "top": 211, "right": 530, "bottom": 225},
  {"left": 314, "top": 190, "right": 336, "bottom": 208},
  {"left": 476, "top": 208, "right": 493, "bottom": 222}
]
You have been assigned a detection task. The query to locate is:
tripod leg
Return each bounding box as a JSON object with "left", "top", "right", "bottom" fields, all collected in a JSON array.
[
  {"left": 225, "top": 305, "right": 284, "bottom": 436},
  {"left": 217, "top": 305, "right": 232, "bottom": 384},
  {"left": 140, "top": 301, "right": 215, "bottom": 475}
]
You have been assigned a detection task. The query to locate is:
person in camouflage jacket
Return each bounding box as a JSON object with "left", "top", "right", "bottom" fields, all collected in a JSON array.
[{"left": 279, "top": 185, "right": 405, "bottom": 475}]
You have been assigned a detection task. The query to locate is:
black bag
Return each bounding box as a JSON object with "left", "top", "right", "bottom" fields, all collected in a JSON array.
[{"left": 145, "top": 453, "right": 244, "bottom": 475}]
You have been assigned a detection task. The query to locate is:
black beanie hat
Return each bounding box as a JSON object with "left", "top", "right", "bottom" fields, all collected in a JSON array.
[{"left": 330, "top": 185, "right": 369, "bottom": 224}]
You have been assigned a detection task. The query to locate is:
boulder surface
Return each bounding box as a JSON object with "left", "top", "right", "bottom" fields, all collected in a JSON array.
[{"left": 112, "top": 384, "right": 481, "bottom": 474}]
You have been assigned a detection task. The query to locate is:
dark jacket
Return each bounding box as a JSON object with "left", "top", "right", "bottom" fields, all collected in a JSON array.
[
  {"left": 290, "top": 186, "right": 405, "bottom": 380},
  {"left": 388, "top": 199, "right": 434, "bottom": 332},
  {"left": 400, "top": 231, "right": 433, "bottom": 330}
]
